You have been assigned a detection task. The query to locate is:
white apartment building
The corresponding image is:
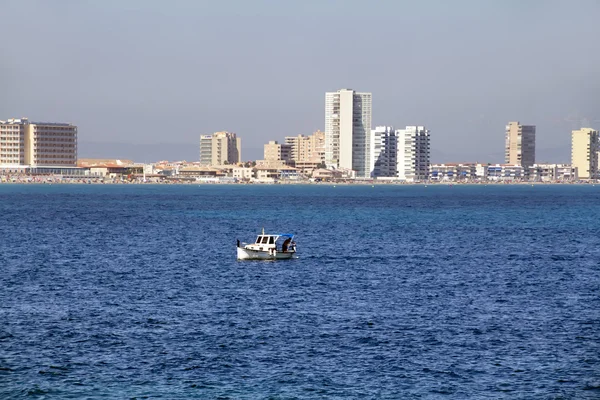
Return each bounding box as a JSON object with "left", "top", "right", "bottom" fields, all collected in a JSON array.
[
  {"left": 199, "top": 131, "right": 241, "bottom": 166},
  {"left": 0, "top": 118, "right": 77, "bottom": 168},
  {"left": 528, "top": 163, "right": 578, "bottom": 182},
  {"left": 571, "top": 127, "right": 598, "bottom": 179},
  {"left": 487, "top": 164, "right": 525, "bottom": 181},
  {"left": 397, "top": 126, "right": 430, "bottom": 182},
  {"left": 370, "top": 126, "right": 398, "bottom": 178},
  {"left": 325, "top": 89, "right": 372, "bottom": 178}
]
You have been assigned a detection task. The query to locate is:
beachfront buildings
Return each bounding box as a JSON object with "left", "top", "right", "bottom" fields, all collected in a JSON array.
[
  {"left": 505, "top": 121, "right": 536, "bottom": 168},
  {"left": 429, "top": 162, "right": 577, "bottom": 182},
  {"left": 430, "top": 163, "right": 478, "bottom": 181},
  {"left": 285, "top": 130, "right": 325, "bottom": 171},
  {"left": 571, "top": 127, "right": 599, "bottom": 179},
  {"left": 264, "top": 141, "right": 292, "bottom": 164},
  {"left": 397, "top": 126, "right": 430, "bottom": 181},
  {"left": 369, "top": 125, "right": 430, "bottom": 181},
  {"left": 256, "top": 140, "right": 293, "bottom": 168},
  {"left": 199, "top": 131, "right": 241, "bottom": 166},
  {"left": 325, "top": 89, "right": 372, "bottom": 178},
  {"left": 370, "top": 126, "right": 398, "bottom": 178},
  {"left": 529, "top": 163, "right": 578, "bottom": 182},
  {"left": 0, "top": 118, "right": 77, "bottom": 169}
]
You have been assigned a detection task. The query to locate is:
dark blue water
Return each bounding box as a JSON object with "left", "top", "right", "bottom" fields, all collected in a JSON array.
[{"left": 1, "top": 184, "right": 599, "bottom": 399}]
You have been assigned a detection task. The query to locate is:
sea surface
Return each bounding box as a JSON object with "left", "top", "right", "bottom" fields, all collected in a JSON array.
[{"left": 0, "top": 184, "right": 599, "bottom": 399}]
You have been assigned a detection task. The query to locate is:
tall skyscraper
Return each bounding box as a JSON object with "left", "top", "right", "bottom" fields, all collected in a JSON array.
[
  {"left": 397, "top": 126, "right": 430, "bottom": 181},
  {"left": 325, "top": 89, "right": 372, "bottom": 177},
  {"left": 199, "top": 131, "right": 241, "bottom": 166},
  {"left": 505, "top": 121, "right": 536, "bottom": 168},
  {"left": 370, "top": 126, "right": 398, "bottom": 178},
  {"left": 0, "top": 118, "right": 77, "bottom": 167},
  {"left": 571, "top": 127, "right": 599, "bottom": 179}
]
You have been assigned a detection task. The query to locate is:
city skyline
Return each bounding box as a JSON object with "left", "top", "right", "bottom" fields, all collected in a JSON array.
[{"left": 1, "top": 1, "right": 598, "bottom": 162}]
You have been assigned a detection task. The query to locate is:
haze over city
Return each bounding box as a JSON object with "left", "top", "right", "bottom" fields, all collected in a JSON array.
[{"left": 1, "top": 0, "right": 598, "bottom": 163}]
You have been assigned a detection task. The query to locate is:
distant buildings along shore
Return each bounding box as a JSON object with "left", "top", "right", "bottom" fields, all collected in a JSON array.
[{"left": 2, "top": 88, "right": 599, "bottom": 183}]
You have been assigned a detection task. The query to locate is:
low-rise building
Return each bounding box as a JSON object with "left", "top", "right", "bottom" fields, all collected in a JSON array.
[
  {"left": 486, "top": 164, "right": 525, "bottom": 181},
  {"left": 255, "top": 159, "right": 289, "bottom": 169},
  {"left": 312, "top": 168, "right": 345, "bottom": 181},
  {"left": 254, "top": 166, "right": 299, "bottom": 181},
  {"left": 232, "top": 167, "right": 254, "bottom": 180},
  {"left": 178, "top": 166, "right": 225, "bottom": 178},
  {"left": 430, "top": 163, "right": 478, "bottom": 181},
  {"left": 293, "top": 160, "right": 321, "bottom": 173},
  {"left": 556, "top": 164, "right": 578, "bottom": 181},
  {"left": 255, "top": 167, "right": 279, "bottom": 181},
  {"left": 528, "top": 163, "right": 578, "bottom": 181}
]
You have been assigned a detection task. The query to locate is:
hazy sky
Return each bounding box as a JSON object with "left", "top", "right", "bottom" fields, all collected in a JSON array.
[{"left": 1, "top": 0, "right": 599, "bottom": 162}]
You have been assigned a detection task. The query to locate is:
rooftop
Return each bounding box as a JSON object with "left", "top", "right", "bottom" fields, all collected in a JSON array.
[{"left": 0, "top": 118, "right": 74, "bottom": 126}]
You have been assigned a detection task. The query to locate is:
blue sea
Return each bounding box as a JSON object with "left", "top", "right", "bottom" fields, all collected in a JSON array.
[{"left": 1, "top": 184, "right": 599, "bottom": 399}]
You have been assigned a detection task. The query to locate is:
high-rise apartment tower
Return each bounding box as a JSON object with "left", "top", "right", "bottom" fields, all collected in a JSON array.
[
  {"left": 397, "top": 126, "right": 430, "bottom": 181},
  {"left": 505, "top": 121, "right": 536, "bottom": 168},
  {"left": 571, "top": 127, "right": 599, "bottom": 179},
  {"left": 199, "top": 131, "right": 241, "bottom": 166},
  {"left": 370, "top": 126, "right": 398, "bottom": 178},
  {"left": 325, "top": 89, "right": 372, "bottom": 177}
]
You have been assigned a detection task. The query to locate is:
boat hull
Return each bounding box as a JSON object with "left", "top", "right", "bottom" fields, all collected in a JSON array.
[{"left": 237, "top": 247, "right": 296, "bottom": 260}]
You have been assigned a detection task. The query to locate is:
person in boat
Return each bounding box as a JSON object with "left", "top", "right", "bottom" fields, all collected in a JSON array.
[
  {"left": 236, "top": 239, "right": 240, "bottom": 248},
  {"left": 282, "top": 237, "right": 292, "bottom": 252}
]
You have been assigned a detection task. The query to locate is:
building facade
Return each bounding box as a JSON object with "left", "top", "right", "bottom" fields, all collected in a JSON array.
[
  {"left": 263, "top": 140, "right": 292, "bottom": 164},
  {"left": 397, "top": 126, "right": 430, "bottom": 181},
  {"left": 505, "top": 121, "right": 536, "bottom": 168},
  {"left": 528, "top": 163, "right": 578, "bottom": 182},
  {"left": 325, "top": 89, "right": 372, "bottom": 177},
  {"left": 430, "top": 163, "right": 478, "bottom": 181},
  {"left": 571, "top": 127, "right": 599, "bottom": 179},
  {"left": 285, "top": 130, "right": 325, "bottom": 164},
  {"left": 0, "top": 118, "right": 77, "bottom": 168},
  {"left": 370, "top": 126, "right": 398, "bottom": 178},
  {"left": 487, "top": 164, "right": 525, "bottom": 181},
  {"left": 199, "top": 131, "right": 241, "bottom": 166}
]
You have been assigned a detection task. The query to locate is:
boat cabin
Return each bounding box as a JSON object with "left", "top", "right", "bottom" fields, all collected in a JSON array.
[{"left": 255, "top": 235, "right": 276, "bottom": 245}]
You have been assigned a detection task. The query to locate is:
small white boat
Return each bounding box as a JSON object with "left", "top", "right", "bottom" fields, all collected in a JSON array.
[{"left": 237, "top": 230, "right": 297, "bottom": 260}]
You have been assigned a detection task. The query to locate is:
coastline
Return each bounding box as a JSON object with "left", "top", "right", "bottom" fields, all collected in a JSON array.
[{"left": 0, "top": 177, "right": 594, "bottom": 186}]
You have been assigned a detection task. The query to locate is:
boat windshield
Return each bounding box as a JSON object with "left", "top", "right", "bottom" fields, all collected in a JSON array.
[
  {"left": 261, "top": 236, "right": 269, "bottom": 244},
  {"left": 255, "top": 236, "right": 262, "bottom": 243}
]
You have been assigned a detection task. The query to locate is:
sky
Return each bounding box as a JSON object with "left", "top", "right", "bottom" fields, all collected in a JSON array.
[{"left": 1, "top": 0, "right": 599, "bottom": 163}]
